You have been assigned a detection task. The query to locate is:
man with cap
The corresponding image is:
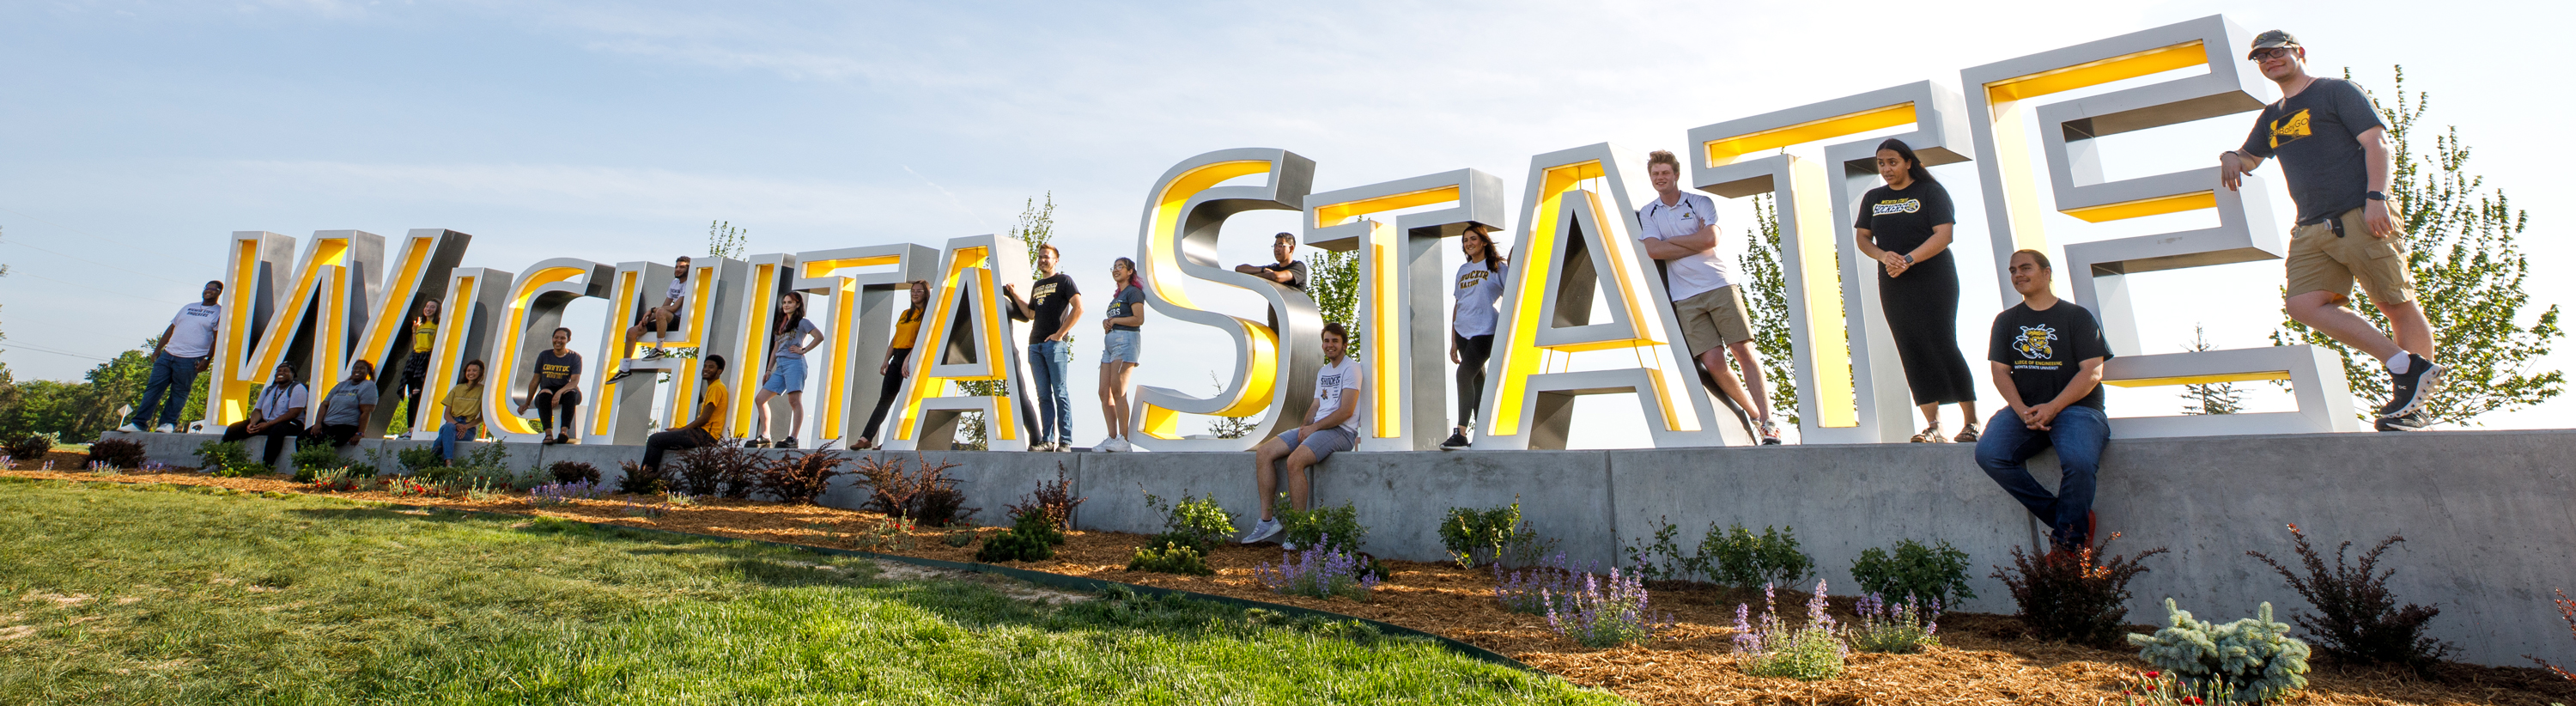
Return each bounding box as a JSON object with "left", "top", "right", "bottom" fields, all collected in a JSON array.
[{"left": 2218, "top": 30, "right": 2445, "bottom": 431}]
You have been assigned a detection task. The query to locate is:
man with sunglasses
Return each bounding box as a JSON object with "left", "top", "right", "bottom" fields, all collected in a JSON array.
[{"left": 2219, "top": 30, "right": 2444, "bottom": 432}]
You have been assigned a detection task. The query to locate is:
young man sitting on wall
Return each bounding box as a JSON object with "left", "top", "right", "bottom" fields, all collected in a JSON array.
[
  {"left": 1975, "top": 250, "right": 2112, "bottom": 552},
  {"left": 1239, "top": 322, "right": 1364, "bottom": 550}
]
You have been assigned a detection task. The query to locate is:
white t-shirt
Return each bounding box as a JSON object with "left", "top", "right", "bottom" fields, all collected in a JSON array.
[
  {"left": 165, "top": 302, "right": 222, "bottom": 358},
  {"left": 1636, "top": 192, "right": 1739, "bottom": 301},
  {"left": 1311, "top": 357, "right": 1364, "bottom": 436},
  {"left": 664, "top": 277, "right": 689, "bottom": 306},
  {"left": 1452, "top": 259, "right": 1506, "bottom": 338}
]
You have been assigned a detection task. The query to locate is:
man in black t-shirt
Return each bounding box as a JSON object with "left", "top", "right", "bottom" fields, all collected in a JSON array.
[
  {"left": 2219, "top": 30, "right": 2444, "bottom": 432},
  {"left": 1235, "top": 232, "right": 1309, "bottom": 332},
  {"left": 1974, "top": 250, "right": 2111, "bottom": 552},
  {"left": 1004, "top": 243, "right": 1084, "bottom": 452}
]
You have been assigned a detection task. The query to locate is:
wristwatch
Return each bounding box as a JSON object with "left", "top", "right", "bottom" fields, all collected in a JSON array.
[
  {"left": 1900, "top": 253, "right": 1915, "bottom": 265},
  {"left": 2365, "top": 191, "right": 2388, "bottom": 201}
]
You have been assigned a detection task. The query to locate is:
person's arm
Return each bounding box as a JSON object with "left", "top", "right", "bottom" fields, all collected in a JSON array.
[
  {"left": 1309, "top": 378, "right": 1362, "bottom": 433},
  {"left": 1233, "top": 264, "right": 1265, "bottom": 277},
  {"left": 152, "top": 324, "right": 174, "bottom": 358},
  {"left": 1906, "top": 224, "right": 1954, "bottom": 268},
  {"left": 1001, "top": 283, "right": 1035, "bottom": 321},
  {"left": 2221, "top": 117, "right": 2273, "bottom": 192},
  {"left": 2025, "top": 357, "right": 2106, "bottom": 430},
  {"left": 2358, "top": 125, "right": 2396, "bottom": 237},
  {"left": 797, "top": 324, "right": 825, "bottom": 355},
  {"left": 683, "top": 399, "right": 720, "bottom": 432},
  {"left": 1988, "top": 362, "right": 2030, "bottom": 426},
  {"left": 518, "top": 369, "right": 539, "bottom": 412},
  {"left": 1856, "top": 227, "right": 1907, "bottom": 277},
  {"left": 1049, "top": 295, "right": 1083, "bottom": 342},
  {"left": 1641, "top": 220, "right": 1719, "bottom": 260}
]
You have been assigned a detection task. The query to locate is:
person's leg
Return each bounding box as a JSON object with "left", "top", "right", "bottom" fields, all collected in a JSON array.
[
  {"left": 434, "top": 422, "right": 455, "bottom": 461},
  {"left": 1455, "top": 334, "right": 1492, "bottom": 430},
  {"left": 2286, "top": 290, "right": 2404, "bottom": 361},
  {"left": 221, "top": 420, "right": 254, "bottom": 444},
  {"left": 556, "top": 389, "right": 582, "bottom": 441},
  {"left": 642, "top": 429, "right": 690, "bottom": 472},
  {"left": 752, "top": 386, "right": 778, "bottom": 441},
  {"left": 1696, "top": 347, "right": 1758, "bottom": 419},
  {"left": 259, "top": 425, "right": 299, "bottom": 466},
  {"left": 785, "top": 392, "right": 804, "bottom": 442},
  {"left": 1026, "top": 343, "right": 1055, "bottom": 445},
  {"left": 1973, "top": 407, "right": 2062, "bottom": 531},
  {"left": 2374, "top": 299, "right": 2434, "bottom": 362},
  {"left": 1047, "top": 342, "right": 1072, "bottom": 445},
  {"left": 2044, "top": 406, "right": 2110, "bottom": 550},
  {"left": 1282, "top": 445, "right": 1321, "bottom": 514},
  {"left": 157, "top": 356, "right": 206, "bottom": 429},
  {"left": 859, "top": 350, "right": 908, "bottom": 447},
  {"left": 535, "top": 391, "right": 559, "bottom": 437},
  {"left": 1107, "top": 362, "right": 1135, "bottom": 441},
  {"left": 1726, "top": 338, "right": 1771, "bottom": 423},
  {"left": 1918, "top": 403, "right": 1941, "bottom": 427},
  {"left": 128, "top": 353, "right": 179, "bottom": 429},
  {"left": 1252, "top": 433, "right": 1295, "bottom": 520}
]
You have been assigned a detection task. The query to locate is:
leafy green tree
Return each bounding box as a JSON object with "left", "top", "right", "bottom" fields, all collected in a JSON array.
[
  {"left": 2181, "top": 325, "right": 2244, "bottom": 416},
  {"left": 1740, "top": 195, "right": 1803, "bottom": 423},
  {"left": 2270, "top": 68, "right": 2563, "bottom": 424},
  {"left": 707, "top": 220, "right": 749, "bottom": 259},
  {"left": 1306, "top": 247, "right": 1360, "bottom": 355}
]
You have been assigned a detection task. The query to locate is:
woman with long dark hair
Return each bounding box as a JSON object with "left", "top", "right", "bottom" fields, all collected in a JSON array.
[
  {"left": 434, "top": 360, "right": 486, "bottom": 464},
  {"left": 1094, "top": 258, "right": 1147, "bottom": 452},
  {"left": 853, "top": 280, "right": 930, "bottom": 451},
  {"left": 750, "top": 291, "right": 824, "bottom": 449},
  {"left": 396, "top": 297, "right": 439, "bottom": 439},
  {"left": 1855, "top": 137, "right": 1980, "bottom": 442},
  {"left": 1442, "top": 224, "right": 1507, "bottom": 450}
]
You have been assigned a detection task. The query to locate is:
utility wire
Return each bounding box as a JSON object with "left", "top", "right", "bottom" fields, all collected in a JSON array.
[{"left": 0, "top": 341, "right": 116, "bottom": 362}]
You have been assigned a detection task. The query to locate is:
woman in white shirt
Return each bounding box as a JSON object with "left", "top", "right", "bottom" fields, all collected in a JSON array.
[{"left": 1443, "top": 225, "right": 1507, "bottom": 450}]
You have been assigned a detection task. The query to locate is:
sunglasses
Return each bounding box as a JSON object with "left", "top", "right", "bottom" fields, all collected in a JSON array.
[{"left": 2249, "top": 47, "right": 2294, "bottom": 61}]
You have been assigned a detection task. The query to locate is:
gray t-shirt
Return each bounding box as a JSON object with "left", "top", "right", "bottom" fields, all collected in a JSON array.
[
  {"left": 771, "top": 318, "right": 820, "bottom": 361},
  {"left": 1452, "top": 259, "right": 1506, "bottom": 338},
  {"left": 319, "top": 379, "right": 380, "bottom": 425},
  {"left": 2240, "top": 77, "right": 2387, "bottom": 224}
]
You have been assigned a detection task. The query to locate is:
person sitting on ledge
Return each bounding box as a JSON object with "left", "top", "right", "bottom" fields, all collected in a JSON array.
[
  {"left": 220, "top": 362, "right": 308, "bottom": 467},
  {"left": 642, "top": 355, "right": 728, "bottom": 474},
  {"left": 310, "top": 360, "right": 380, "bottom": 448},
  {"left": 1240, "top": 322, "right": 1364, "bottom": 549},
  {"left": 1975, "top": 249, "right": 2111, "bottom": 552}
]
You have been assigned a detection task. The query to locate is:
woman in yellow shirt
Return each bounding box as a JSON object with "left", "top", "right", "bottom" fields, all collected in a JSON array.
[
  {"left": 397, "top": 298, "right": 439, "bottom": 439},
  {"left": 854, "top": 280, "right": 929, "bottom": 450},
  {"left": 433, "top": 359, "right": 485, "bottom": 465}
]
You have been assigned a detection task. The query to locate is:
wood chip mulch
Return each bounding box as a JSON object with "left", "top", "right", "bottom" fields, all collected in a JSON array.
[{"left": 8, "top": 459, "right": 2571, "bottom": 706}]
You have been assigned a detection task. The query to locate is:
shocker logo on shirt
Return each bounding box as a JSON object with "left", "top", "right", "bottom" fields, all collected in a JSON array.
[
  {"left": 1456, "top": 270, "right": 1492, "bottom": 291},
  {"left": 2268, "top": 108, "right": 2312, "bottom": 149},
  {"left": 2015, "top": 325, "right": 2059, "bottom": 360},
  {"left": 1870, "top": 198, "right": 1923, "bottom": 216}
]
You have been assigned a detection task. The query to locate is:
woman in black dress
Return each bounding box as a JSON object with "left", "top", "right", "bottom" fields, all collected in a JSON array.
[{"left": 1855, "top": 138, "right": 1980, "bottom": 443}]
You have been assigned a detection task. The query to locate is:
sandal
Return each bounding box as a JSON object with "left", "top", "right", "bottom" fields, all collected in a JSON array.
[
  {"left": 1953, "top": 423, "right": 1982, "bottom": 443},
  {"left": 1910, "top": 423, "right": 1949, "bottom": 443}
]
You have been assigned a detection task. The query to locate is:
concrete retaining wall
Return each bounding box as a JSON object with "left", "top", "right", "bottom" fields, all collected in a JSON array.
[{"left": 104, "top": 428, "right": 2576, "bottom": 667}]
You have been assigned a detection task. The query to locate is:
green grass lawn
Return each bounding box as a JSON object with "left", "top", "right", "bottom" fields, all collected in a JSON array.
[{"left": 0, "top": 478, "right": 1625, "bottom": 705}]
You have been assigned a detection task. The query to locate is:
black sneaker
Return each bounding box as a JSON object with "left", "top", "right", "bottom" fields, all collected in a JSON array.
[
  {"left": 1438, "top": 431, "right": 1470, "bottom": 450},
  {"left": 605, "top": 368, "right": 635, "bottom": 385},
  {"left": 2376, "top": 354, "right": 2446, "bottom": 418},
  {"left": 778, "top": 436, "right": 798, "bottom": 449},
  {"left": 2376, "top": 408, "right": 2432, "bottom": 432},
  {"left": 744, "top": 437, "right": 769, "bottom": 448}
]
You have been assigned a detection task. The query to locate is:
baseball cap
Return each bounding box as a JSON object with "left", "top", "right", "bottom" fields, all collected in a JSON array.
[{"left": 2248, "top": 30, "right": 2300, "bottom": 59}]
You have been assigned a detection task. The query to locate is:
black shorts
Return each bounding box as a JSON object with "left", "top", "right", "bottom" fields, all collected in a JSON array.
[{"left": 633, "top": 305, "right": 686, "bottom": 332}]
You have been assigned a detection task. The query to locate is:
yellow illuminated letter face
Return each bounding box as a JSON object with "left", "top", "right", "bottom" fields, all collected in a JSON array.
[
  {"left": 485, "top": 259, "right": 615, "bottom": 441},
  {"left": 880, "top": 234, "right": 1035, "bottom": 452},
  {"left": 206, "top": 229, "right": 469, "bottom": 434},
  {"left": 590, "top": 257, "right": 750, "bottom": 445},
  {"left": 789, "top": 244, "right": 939, "bottom": 446},
  {"left": 1963, "top": 15, "right": 2356, "bottom": 435},
  {"left": 1128, "top": 148, "right": 1318, "bottom": 451},
  {"left": 1479, "top": 143, "right": 1747, "bottom": 449},
  {"left": 1303, "top": 168, "right": 1507, "bottom": 450},
  {"left": 410, "top": 266, "right": 513, "bottom": 437}
]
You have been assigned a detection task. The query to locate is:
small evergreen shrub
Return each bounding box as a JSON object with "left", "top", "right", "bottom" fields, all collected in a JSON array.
[
  {"left": 2246, "top": 524, "right": 2454, "bottom": 674},
  {"left": 396, "top": 445, "right": 445, "bottom": 473},
  {"left": 1546, "top": 566, "right": 1668, "bottom": 648},
  {"left": 1140, "top": 486, "right": 1235, "bottom": 553},
  {"left": 1004, "top": 465, "right": 1084, "bottom": 529},
  {"left": 87, "top": 438, "right": 148, "bottom": 469},
  {"left": 1699, "top": 522, "right": 1814, "bottom": 589},
  {"left": 751, "top": 451, "right": 845, "bottom": 504},
  {"left": 1850, "top": 539, "right": 1978, "bottom": 607},
  {"left": 549, "top": 460, "right": 601, "bottom": 484},
  {"left": 8, "top": 433, "right": 58, "bottom": 460},
  {"left": 1993, "top": 533, "right": 2166, "bottom": 647},
  {"left": 1734, "top": 580, "right": 1846, "bottom": 679},
  {"left": 975, "top": 507, "right": 1065, "bottom": 563},
  {"left": 2129, "top": 599, "right": 2313, "bottom": 703},
  {"left": 616, "top": 460, "right": 665, "bottom": 496},
  {"left": 193, "top": 441, "right": 261, "bottom": 478},
  {"left": 1127, "top": 542, "right": 1216, "bottom": 575},
  {"left": 1274, "top": 498, "right": 1366, "bottom": 557},
  {"left": 1495, "top": 552, "right": 1594, "bottom": 616},
  {"left": 1441, "top": 500, "right": 1519, "bottom": 568},
  {"left": 852, "top": 453, "right": 976, "bottom": 526},
  {"left": 1255, "top": 537, "right": 1379, "bottom": 601},
  {"left": 1846, "top": 592, "right": 1942, "bottom": 654}
]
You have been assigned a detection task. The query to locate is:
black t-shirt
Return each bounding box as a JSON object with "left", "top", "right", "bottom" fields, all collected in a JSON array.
[
  {"left": 1854, "top": 180, "right": 1958, "bottom": 271},
  {"left": 1987, "top": 301, "right": 2113, "bottom": 411},
  {"left": 1265, "top": 260, "right": 1309, "bottom": 290},
  {"left": 1103, "top": 284, "right": 1145, "bottom": 332},
  {"left": 2240, "top": 77, "right": 2386, "bottom": 224},
  {"left": 1021, "top": 273, "right": 1080, "bottom": 344},
  {"left": 534, "top": 350, "right": 581, "bottom": 390}
]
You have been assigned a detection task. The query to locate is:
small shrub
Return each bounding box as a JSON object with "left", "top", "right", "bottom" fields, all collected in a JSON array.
[
  {"left": 2530, "top": 588, "right": 2574, "bottom": 680},
  {"left": 385, "top": 476, "right": 438, "bottom": 498},
  {"left": 853, "top": 514, "right": 918, "bottom": 552},
  {"left": 975, "top": 508, "right": 1063, "bottom": 563},
  {"left": 664, "top": 491, "right": 696, "bottom": 508},
  {"left": 1140, "top": 486, "right": 1236, "bottom": 554},
  {"left": 1846, "top": 592, "right": 1942, "bottom": 654},
  {"left": 942, "top": 530, "right": 977, "bottom": 548},
  {"left": 1442, "top": 501, "right": 1522, "bottom": 568},
  {"left": 1734, "top": 580, "right": 1847, "bottom": 679},
  {"left": 851, "top": 453, "right": 977, "bottom": 526},
  {"left": 2246, "top": 524, "right": 2454, "bottom": 674},
  {"left": 1255, "top": 537, "right": 1379, "bottom": 601},
  {"left": 1004, "top": 465, "right": 1084, "bottom": 529},
  {"left": 1495, "top": 552, "right": 1594, "bottom": 616},
  {"left": 752, "top": 450, "right": 846, "bottom": 504},
  {"left": 1623, "top": 516, "right": 1692, "bottom": 581},
  {"left": 2129, "top": 599, "right": 2312, "bottom": 703},
  {"left": 1127, "top": 542, "right": 1216, "bottom": 575},
  {"left": 616, "top": 460, "right": 664, "bottom": 496},
  {"left": 2117, "top": 670, "right": 2241, "bottom": 705},
  {"left": 88, "top": 438, "right": 148, "bottom": 469},
  {"left": 549, "top": 460, "right": 601, "bottom": 484},
  {"left": 193, "top": 441, "right": 262, "bottom": 478},
  {"left": 306, "top": 466, "right": 365, "bottom": 492},
  {"left": 1701, "top": 522, "right": 1814, "bottom": 590},
  {"left": 290, "top": 444, "right": 357, "bottom": 483},
  {"left": 1993, "top": 533, "right": 2166, "bottom": 647},
  {"left": 671, "top": 444, "right": 761, "bottom": 498},
  {"left": 1547, "top": 566, "right": 1668, "bottom": 648},
  {"left": 1274, "top": 498, "right": 1366, "bottom": 557},
  {"left": 1850, "top": 539, "right": 1978, "bottom": 607},
  {"left": 396, "top": 445, "right": 445, "bottom": 473},
  {"left": 8, "top": 433, "right": 58, "bottom": 460}
]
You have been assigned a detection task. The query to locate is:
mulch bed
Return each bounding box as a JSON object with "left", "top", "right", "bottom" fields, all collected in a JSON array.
[{"left": 7, "top": 455, "right": 2571, "bottom": 706}]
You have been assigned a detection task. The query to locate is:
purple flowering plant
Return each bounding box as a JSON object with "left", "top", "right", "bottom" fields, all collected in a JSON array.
[
  {"left": 1542, "top": 566, "right": 1670, "bottom": 648},
  {"left": 1254, "top": 534, "right": 1379, "bottom": 600},
  {"left": 1733, "top": 580, "right": 1849, "bottom": 679},
  {"left": 529, "top": 480, "right": 607, "bottom": 508},
  {"left": 1846, "top": 591, "right": 1942, "bottom": 654},
  {"left": 1494, "top": 551, "right": 1595, "bottom": 616}
]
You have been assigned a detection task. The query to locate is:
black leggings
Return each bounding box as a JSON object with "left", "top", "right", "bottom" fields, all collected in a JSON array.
[
  {"left": 1455, "top": 333, "right": 1493, "bottom": 428},
  {"left": 859, "top": 347, "right": 912, "bottom": 444},
  {"left": 398, "top": 356, "right": 428, "bottom": 430},
  {"left": 534, "top": 387, "right": 582, "bottom": 437}
]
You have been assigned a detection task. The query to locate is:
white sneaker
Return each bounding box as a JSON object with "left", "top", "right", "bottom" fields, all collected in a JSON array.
[
  {"left": 153, "top": 423, "right": 177, "bottom": 434},
  {"left": 1241, "top": 518, "right": 1282, "bottom": 545},
  {"left": 1095, "top": 437, "right": 1125, "bottom": 453},
  {"left": 1121, "top": 436, "right": 1148, "bottom": 452},
  {"left": 116, "top": 423, "right": 143, "bottom": 434}
]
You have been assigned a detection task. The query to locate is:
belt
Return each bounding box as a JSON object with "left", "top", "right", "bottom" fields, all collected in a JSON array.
[{"left": 2300, "top": 206, "right": 2358, "bottom": 237}]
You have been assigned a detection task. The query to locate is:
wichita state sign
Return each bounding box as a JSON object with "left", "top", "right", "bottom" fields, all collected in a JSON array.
[{"left": 195, "top": 15, "right": 2360, "bottom": 451}]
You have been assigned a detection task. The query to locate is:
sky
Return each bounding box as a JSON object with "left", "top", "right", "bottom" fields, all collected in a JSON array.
[{"left": 3, "top": 0, "right": 2567, "bottom": 446}]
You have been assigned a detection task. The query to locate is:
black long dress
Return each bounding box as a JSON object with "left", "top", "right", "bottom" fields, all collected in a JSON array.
[{"left": 1856, "top": 180, "right": 1978, "bottom": 407}]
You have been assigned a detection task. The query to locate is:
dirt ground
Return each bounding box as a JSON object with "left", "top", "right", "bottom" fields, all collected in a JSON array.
[{"left": 8, "top": 457, "right": 2571, "bottom": 706}]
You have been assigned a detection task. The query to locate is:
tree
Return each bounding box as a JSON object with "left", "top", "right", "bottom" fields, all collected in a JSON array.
[
  {"left": 707, "top": 220, "right": 749, "bottom": 259},
  {"left": 1740, "top": 195, "right": 1804, "bottom": 424},
  {"left": 2181, "top": 325, "right": 2245, "bottom": 416},
  {"left": 954, "top": 195, "right": 1058, "bottom": 449},
  {"left": 1306, "top": 247, "right": 1360, "bottom": 355},
  {"left": 2270, "top": 68, "right": 2563, "bottom": 424}
]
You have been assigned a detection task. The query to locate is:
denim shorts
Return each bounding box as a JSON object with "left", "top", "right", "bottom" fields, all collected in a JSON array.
[
  {"left": 1275, "top": 427, "right": 1357, "bottom": 463},
  {"left": 760, "top": 356, "right": 807, "bottom": 394},
  {"left": 1102, "top": 329, "right": 1142, "bottom": 364}
]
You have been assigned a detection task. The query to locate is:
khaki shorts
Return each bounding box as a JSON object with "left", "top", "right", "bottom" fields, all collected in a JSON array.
[
  {"left": 2286, "top": 207, "right": 2415, "bottom": 306},
  {"left": 1672, "top": 284, "right": 1753, "bottom": 356}
]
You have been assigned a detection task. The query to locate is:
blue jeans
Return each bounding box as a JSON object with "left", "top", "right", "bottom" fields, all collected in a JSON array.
[
  {"left": 434, "top": 422, "right": 477, "bottom": 462},
  {"left": 1028, "top": 340, "right": 1073, "bottom": 444},
  {"left": 1974, "top": 405, "right": 2108, "bottom": 550},
  {"left": 128, "top": 352, "right": 205, "bottom": 429}
]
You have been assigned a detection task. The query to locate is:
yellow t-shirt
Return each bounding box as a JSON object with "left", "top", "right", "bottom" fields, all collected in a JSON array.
[
  {"left": 890, "top": 308, "right": 923, "bottom": 350},
  {"left": 442, "top": 382, "right": 483, "bottom": 428},
  {"left": 410, "top": 322, "right": 435, "bottom": 354},
  {"left": 696, "top": 379, "right": 730, "bottom": 438}
]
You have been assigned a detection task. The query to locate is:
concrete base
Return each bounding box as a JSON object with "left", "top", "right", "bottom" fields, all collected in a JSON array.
[{"left": 100, "top": 427, "right": 2576, "bottom": 668}]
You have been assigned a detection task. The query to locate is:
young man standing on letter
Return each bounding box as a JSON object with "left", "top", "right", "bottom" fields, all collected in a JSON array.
[
  {"left": 2219, "top": 30, "right": 2444, "bottom": 431},
  {"left": 1638, "top": 149, "right": 1780, "bottom": 445},
  {"left": 1976, "top": 250, "right": 2111, "bottom": 552}
]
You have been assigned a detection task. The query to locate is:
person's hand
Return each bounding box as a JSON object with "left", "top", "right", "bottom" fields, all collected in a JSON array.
[
  {"left": 196, "top": 358, "right": 210, "bottom": 372},
  {"left": 2364, "top": 199, "right": 2394, "bottom": 238},
  {"left": 1233, "top": 264, "right": 1260, "bottom": 276},
  {"left": 1102, "top": 318, "right": 1113, "bottom": 332},
  {"left": 1047, "top": 331, "right": 1066, "bottom": 343},
  {"left": 1002, "top": 283, "right": 1018, "bottom": 296},
  {"left": 1878, "top": 251, "right": 1909, "bottom": 277},
  {"left": 2027, "top": 402, "right": 2063, "bottom": 430},
  {"left": 878, "top": 359, "right": 890, "bottom": 376},
  {"left": 1449, "top": 344, "right": 1461, "bottom": 364},
  {"left": 2219, "top": 152, "right": 2245, "bottom": 192}
]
